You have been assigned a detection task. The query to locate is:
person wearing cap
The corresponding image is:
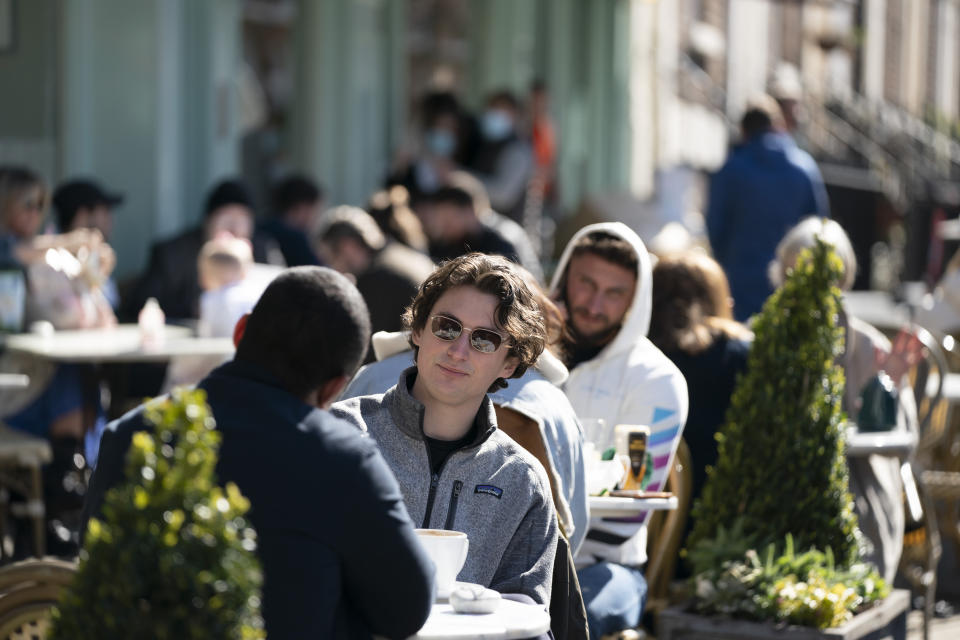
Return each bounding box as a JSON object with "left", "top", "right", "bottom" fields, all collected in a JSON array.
[
  {"left": 53, "top": 179, "right": 123, "bottom": 241},
  {"left": 124, "top": 178, "right": 284, "bottom": 321},
  {"left": 53, "top": 179, "right": 124, "bottom": 308}
]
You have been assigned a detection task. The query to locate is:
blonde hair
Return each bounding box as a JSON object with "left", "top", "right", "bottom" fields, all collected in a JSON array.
[{"left": 198, "top": 236, "right": 253, "bottom": 291}]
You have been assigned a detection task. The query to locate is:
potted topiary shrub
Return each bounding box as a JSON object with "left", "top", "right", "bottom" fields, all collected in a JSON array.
[
  {"left": 49, "top": 388, "right": 265, "bottom": 640},
  {"left": 657, "top": 239, "right": 909, "bottom": 640}
]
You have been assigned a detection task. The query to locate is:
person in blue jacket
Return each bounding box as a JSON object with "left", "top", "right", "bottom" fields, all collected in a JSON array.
[
  {"left": 707, "top": 94, "right": 829, "bottom": 321},
  {"left": 82, "top": 267, "right": 434, "bottom": 639}
]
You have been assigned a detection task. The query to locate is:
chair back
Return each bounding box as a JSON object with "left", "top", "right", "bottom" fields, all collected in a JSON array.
[
  {"left": 549, "top": 532, "right": 589, "bottom": 640},
  {"left": 904, "top": 326, "right": 953, "bottom": 467},
  {"left": 644, "top": 438, "right": 693, "bottom": 607},
  {"left": 0, "top": 558, "right": 78, "bottom": 640}
]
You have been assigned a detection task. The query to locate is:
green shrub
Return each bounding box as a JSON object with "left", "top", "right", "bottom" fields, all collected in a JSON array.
[
  {"left": 688, "top": 237, "right": 859, "bottom": 567},
  {"left": 50, "top": 388, "right": 264, "bottom": 640}
]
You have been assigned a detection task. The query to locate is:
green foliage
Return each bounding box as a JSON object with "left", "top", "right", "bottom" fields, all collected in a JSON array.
[
  {"left": 50, "top": 388, "right": 264, "bottom": 640},
  {"left": 688, "top": 238, "right": 859, "bottom": 568},
  {"left": 692, "top": 532, "right": 889, "bottom": 629}
]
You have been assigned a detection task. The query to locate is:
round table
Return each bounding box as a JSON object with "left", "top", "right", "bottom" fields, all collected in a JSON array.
[
  {"left": 409, "top": 597, "right": 550, "bottom": 640},
  {"left": 588, "top": 495, "right": 678, "bottom": 518},
  {"left": 845, "top": 429, "right": 917, "bottom": 458}
]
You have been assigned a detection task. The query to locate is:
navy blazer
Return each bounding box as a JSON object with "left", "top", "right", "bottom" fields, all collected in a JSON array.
[{"left": 83, "top": 359, "right": 434, "bottom": 639}]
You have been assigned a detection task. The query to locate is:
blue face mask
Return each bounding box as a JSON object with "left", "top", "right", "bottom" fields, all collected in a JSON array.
[
  {"left": 425, "top": 129, "right": 456, "bottom": 158},
  {"left": 481, "top": 110, "right": 513, "bottom": 141}
]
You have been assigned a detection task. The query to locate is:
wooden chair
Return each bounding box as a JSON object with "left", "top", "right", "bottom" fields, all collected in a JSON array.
[
  {"left": 644, "top": 439, "right": 693, "bottom": 619},
  {"left": 494, "top": 405, "right": 575, "bottom": 541},
  {"left": 0, "top": 557, "right": 77, "bottom": 639},
  {"left": 896, "top": 325, "right": 951, "bottom": 640}
]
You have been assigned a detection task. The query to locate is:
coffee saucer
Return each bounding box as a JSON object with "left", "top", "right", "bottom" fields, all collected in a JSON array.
[
  {"left": 437, "top": 581, "right": 478, "bottom": 602},
  {"left": 449, "top": 582, "right": 501, "bottom": 614}
]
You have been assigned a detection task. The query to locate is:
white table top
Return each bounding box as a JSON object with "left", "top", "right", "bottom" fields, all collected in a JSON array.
[
  {"left": 0, "top": 373, "right": 30, "bottom": 389},
  {"left": 942, "top": 372, "right": 960, "bottom": 402},
  {"left": 2, "top": 325, "right": 235, "bottom": 363},
  {"left": 842, "top": 291, "right": 912, "bottom": 331},
  {"left": 845, "top": 428, "right": 917, "bottom": 458},
  {"left": 409, "top": 597, "right": 550, "bottom": 640},
  {"left": 589, "top": 495, "right": 678, "bottom": 518}
]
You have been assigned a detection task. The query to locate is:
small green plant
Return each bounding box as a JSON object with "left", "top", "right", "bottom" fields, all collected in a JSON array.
[
  {"left": 688, "top": 237, "right": 859, "bottom": 567},
  {"left": 692, "top": 533, "right": 888, "bottom": 629},
  {"left": 50, "top": 388, "right": 264, "bottom": 640}
]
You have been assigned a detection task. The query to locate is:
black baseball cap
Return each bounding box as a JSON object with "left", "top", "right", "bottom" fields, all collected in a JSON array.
[{"left": 52, "top": 179, "right": 124, "bottom": 230}]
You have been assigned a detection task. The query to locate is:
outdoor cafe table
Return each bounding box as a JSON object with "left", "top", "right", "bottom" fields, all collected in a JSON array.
[
  {"left": 405, "top": 595, "right": 551, "bottom": 640},
  {"left": 589, "top": 495, "right": 679, "bottom": 518},
  {"left": 2, "top": 324, "right": 236, "bottom": 417},
  {"left": 845, "top": 428, "right": 917, "bottom": 458},
  {"left": 1, "top": 325, "right": 235, "bottom": 363},
  {"left": 842, "top": 290, "right": 912, "bottom": 332}
]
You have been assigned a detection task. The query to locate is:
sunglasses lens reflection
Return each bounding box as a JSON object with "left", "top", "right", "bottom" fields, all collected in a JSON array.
[
  {"left": 430, "top": 315, "right": 503, "bottom": 353},
  {"left": 431, "top": 316, "right": 462, "bottom": 341},
  {"left": 470, "top": 331, "right": 501, "bottom": 353}
]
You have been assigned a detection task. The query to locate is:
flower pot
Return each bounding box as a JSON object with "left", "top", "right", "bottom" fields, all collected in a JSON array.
[{"left": 656, "top": 588, "right": 909, "bottom": 640}]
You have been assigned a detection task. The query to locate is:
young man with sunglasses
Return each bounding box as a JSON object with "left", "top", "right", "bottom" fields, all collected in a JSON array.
[{"left": 333, "top": 253, "right": 559, "bottom": 605}]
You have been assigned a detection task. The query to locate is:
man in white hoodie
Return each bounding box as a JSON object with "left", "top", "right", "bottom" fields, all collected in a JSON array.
[{"left": 550, "top": 222, "right": 688, "bottom": 638}]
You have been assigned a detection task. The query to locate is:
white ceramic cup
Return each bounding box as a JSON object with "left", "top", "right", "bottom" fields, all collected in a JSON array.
[{"left": 414, "top": 529, "right": 469, "bottom": 598}]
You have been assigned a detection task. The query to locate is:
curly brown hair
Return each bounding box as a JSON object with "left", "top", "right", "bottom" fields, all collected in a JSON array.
[{"left": 403, "top": 253, "right": 546, "bottom": 391}]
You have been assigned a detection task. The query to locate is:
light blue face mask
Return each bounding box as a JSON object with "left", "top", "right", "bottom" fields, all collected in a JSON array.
[
  {"left": 481, "top": 110, "right": 513, "bottom": 141},
  {"left": 425, "top": 129, "right": 456, "bottom": 158}
]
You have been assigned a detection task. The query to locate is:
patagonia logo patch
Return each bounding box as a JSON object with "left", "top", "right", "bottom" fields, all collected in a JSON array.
[{"left": 474, "top": 484, "right": 503, "bottom": 499}]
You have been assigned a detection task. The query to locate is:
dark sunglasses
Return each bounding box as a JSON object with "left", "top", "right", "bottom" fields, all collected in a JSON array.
[{"left": 429, "top": 314, "right": 509, "bottom": 354}]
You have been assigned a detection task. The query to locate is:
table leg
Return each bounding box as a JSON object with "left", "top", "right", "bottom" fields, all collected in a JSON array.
[{"left": 28, "top": 464, "right": 45, "bottom": 557}]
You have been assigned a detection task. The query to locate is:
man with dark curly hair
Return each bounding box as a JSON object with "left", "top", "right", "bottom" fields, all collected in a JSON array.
[{"left": 333, "top": 253, "right": 559, "bottom": 605}]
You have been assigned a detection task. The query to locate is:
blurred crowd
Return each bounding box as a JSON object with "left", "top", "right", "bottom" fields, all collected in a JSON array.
[{"left": 0, "top": 83, "right": 930, "bottom": 640}]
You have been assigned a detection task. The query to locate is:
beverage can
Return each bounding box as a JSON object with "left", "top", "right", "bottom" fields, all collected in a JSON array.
[{"left": 614, "top": 424, "right": 651, "bottom": 490}]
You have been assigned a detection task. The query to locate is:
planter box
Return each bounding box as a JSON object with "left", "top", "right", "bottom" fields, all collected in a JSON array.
[{"left": 656, "top": 589, "right": 909, "bottom": 640}]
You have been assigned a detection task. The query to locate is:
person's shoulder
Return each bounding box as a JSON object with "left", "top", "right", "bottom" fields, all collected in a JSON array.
[
  {"left": 330, "top": 393, "right": 390, "bottom": 431},
  {"left": 106, "top": 402, "right": 151, "bottom": 437},
  {"left": 493, "top": 374, "right": 575, "bottom": 416},
  {"left": 782, "top": 142, "right": 822, "bottom": 176},
  {"left": 288, "top": 406, "right": 384, "bottom": 470},
  {"left": 153, "top": 227, "right": 202, "bottom": 252},
  {"left": 486, "top": 430, "right": 553, "bottom": 496},
  {"left": 622, "top": 340, "right": 688, "bottom": 396},
  {"left": 625, "top": 338, "right": 683, "bottom": 373},
  {"left": 147, "top": 228, "right": 204, "bottom": 269},
  {"left": 720, "top": 334, "right": 751, "bottom": 361}
]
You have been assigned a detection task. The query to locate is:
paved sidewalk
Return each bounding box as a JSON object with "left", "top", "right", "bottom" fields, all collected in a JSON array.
[{"left": 907, "top": 609, "right": 960, "bottom": 639}]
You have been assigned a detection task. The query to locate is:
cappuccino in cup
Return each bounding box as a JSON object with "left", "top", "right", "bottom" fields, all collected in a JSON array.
[{"left": 414, "top": 529, "right": 469, "bottom": 599}]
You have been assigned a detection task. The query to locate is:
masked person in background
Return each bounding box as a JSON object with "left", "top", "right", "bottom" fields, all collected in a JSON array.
[
  {"left": 387, "top": 91, "right": 467, "bottom": 212},
  {"left": 469, "top": 90, "right": 533, "bottom": 224}
]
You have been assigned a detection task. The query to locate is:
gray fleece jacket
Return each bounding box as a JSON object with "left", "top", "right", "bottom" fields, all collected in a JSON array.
[{"left": 332, "top": 369, "right": 558, "bottom": 605}]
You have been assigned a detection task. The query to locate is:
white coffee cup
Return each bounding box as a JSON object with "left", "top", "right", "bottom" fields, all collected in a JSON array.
[{"left": 414, "top": 529, "right": 469, "bottom": 599}]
